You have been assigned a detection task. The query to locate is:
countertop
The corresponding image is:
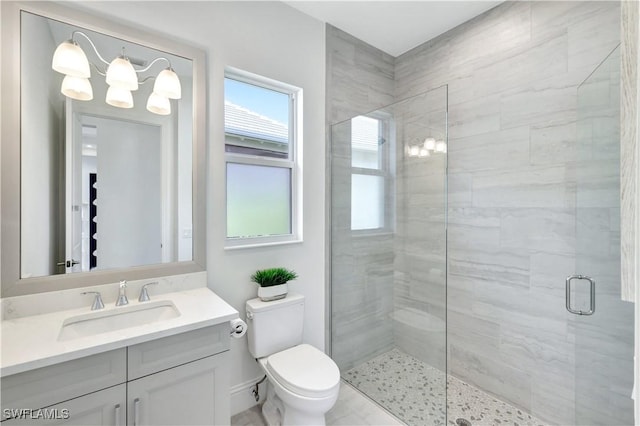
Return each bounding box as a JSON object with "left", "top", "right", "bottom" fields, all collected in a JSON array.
[{"left": 1, "top": 287, "right": 238, "bottom": 377}]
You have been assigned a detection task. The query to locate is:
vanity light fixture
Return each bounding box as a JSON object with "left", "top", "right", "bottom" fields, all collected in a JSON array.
[
  {"left": 51, "top": 31, "right": 181, "bottom": 115},
  {"left": 423, "top": 137, "right": 436, "bottom": 151},
  {"left": 407, "top": 136, "right": 446, "bottom": 158},
  {"left": 61, "top": 75, "right": 93, "bottom": 101}
]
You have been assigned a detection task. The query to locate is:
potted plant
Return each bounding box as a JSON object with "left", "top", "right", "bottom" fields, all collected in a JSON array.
[{"left": 251, "top": 267, "right": 298, "bottom": 301}]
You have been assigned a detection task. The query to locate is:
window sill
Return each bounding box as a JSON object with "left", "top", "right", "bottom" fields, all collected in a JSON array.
[
  {"left": 224, "top": 238, "right": 303, "bottom": 251},
  {"left": 351, "top": 230, "right": 394, "bottom": 239}
]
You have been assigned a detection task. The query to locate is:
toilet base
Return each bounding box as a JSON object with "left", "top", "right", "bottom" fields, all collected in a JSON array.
[
  {"left": 261, "top": 380, "right": 327, "bottom": 426},
  {"left": 261, "top": 381, "right": 285, "bottom": 426}
]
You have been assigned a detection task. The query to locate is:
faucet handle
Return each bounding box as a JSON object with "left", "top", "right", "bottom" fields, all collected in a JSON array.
[
  {"left": 81, "top": 291, "right": 105, "bottom": 310},
  {"left": 139, "top": 282, "right": 158, "bottom": 302},
  {"left": 116, "top": 280, "right": 129, "bottom": 306}
]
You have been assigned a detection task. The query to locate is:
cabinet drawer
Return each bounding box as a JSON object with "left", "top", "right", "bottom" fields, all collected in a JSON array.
[
  {"left": 128, "top": 325, "right": 229, "bottom": 380},
  {"left": 1, "top": 349, "right": 126, "bottom": 421},
  {"left": 3, "top": 384, "right": 126, "bottom": 425}
]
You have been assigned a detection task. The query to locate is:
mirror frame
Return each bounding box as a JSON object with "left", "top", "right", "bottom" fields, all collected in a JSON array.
[{"left": 1, "top": 1, "right": 206, "bottom": 297}]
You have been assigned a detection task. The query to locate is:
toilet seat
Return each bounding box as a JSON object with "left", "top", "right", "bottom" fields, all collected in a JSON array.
[{"left": 266, "top": 344, "right": 340, "bottom": 399}]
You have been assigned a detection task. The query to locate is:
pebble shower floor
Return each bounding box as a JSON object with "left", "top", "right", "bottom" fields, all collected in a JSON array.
[{"left": 343, "top": 349, "right": 546, "bottom": 426}]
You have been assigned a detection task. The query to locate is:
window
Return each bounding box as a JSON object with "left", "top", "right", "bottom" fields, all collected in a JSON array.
[
  {"left": 350, "top": 115, "right": 392, "bottom": 231},
  {"left": 224, "top": 70, "right": 301, "bottom": 247}
]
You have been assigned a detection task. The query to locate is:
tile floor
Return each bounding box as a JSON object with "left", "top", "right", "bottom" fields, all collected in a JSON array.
[
  {"left": 344, "top": 349, "right": 546, "bottom": 426},
  {"left": 231, "top": 348, "right": 547, "bottom": 426},
  {"left": 231, "top": 380, "right": 403, "bottom": 426}
]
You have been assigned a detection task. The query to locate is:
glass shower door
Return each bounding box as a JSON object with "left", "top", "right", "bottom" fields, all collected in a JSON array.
[
  {"left": 573, "top": 45, "right": 634, "bottom": 425},
  {"left": 330, "top": 86, "right": 448, "bottom": 425}
]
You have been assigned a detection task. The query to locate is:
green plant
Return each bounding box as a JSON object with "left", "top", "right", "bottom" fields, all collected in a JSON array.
[{"left": 251, "top": 267, "right": 298, "bottom": 288}]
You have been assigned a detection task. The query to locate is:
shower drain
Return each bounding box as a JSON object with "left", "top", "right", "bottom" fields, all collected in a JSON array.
[{"left": 455, "top": 418, "right": 472, "bottom": 426}]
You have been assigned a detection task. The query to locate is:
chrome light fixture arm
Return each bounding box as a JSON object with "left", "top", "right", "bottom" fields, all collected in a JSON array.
[
  {"left": 135, "top": 56, "right": 172, "bottom": 74},
  {"left": 71, "top": 30, "right": 110, "bottom": 66}
]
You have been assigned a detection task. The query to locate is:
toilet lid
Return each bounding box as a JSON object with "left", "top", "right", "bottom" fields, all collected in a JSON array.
[{"left": 266, "top": 344, "right": 340, "bottom": 398}]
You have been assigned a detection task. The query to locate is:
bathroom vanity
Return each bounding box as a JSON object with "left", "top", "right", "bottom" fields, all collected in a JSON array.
[
  {"left": 1, "top": 285, "right": 238, "bottom": 425},
  {"left": 0, "top": 2, "right": 229, "bottom": 424}
]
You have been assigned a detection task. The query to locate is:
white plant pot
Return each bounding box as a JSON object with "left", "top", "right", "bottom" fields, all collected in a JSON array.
[{"left": 258, "top": 283, "right": 288, "bottom": 302}]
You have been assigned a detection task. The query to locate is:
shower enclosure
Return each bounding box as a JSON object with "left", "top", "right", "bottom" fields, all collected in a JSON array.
[
  {"left": 330, "top": 86, "right": 448, "bottom": 425},
  {"left": 573, "top": 45, "right": 633, "bottom": 425},
  {"left": 330, "top": 45, "right": 634, "bottom": 425}
]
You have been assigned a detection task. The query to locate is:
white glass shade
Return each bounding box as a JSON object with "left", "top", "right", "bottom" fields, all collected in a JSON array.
[
  {"left": 61, "top": 75, "right": 93, "bottom": 101},
  {"left": 409, "top": 145, "right": 420, "bottom": 157},
  {"left": 106, "top": 56, "right": 139, "bottom": 91},
  {"left": 423, "top": 137, "right": 436, "bottom": 151},
  {"left": 146, "top": 92, "right": 171, "bottom": 115},
  {"left": 106, "top": 86, "right": 134, "bottom": 109},
  {"left": 153, "top": 68, "right": 181, "bottom": 99},
  {"left": 52, "top": 40, "right": 90, "bottom": 78},
  {"left": 435, "top": 140, "right": 446, "bottom": 153},
  {"left": 418, "top": 148, "right": 430, "bottom": 158}
]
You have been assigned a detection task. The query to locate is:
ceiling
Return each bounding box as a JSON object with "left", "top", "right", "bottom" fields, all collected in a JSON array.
[{"left": 285, "top": 1, "right": 502, "bottom": 57}]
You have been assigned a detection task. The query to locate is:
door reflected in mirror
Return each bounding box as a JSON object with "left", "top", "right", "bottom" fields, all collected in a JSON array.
[{"left": 20, "top": 11, "right": 193, "bottom": 279}]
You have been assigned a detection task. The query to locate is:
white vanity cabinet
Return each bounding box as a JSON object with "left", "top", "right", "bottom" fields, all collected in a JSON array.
[
  {"left": 1, "top": 324, "right": 230, "bottom": 425},
  {"left": 33, "top": 385, "right": 127, "bottom": 426},
  {"left": 127, "top": 355, "right": 227, "bottom": 425}
]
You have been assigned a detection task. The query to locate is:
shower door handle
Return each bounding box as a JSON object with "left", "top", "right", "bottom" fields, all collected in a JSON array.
[{"left": 565, "top": 275, "right": 595, "bottom": 315}]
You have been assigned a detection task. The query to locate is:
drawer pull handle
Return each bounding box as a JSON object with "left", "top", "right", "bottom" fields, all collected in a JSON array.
[{"left": 134, "top": 398, "right": 140, "bottom": 426}]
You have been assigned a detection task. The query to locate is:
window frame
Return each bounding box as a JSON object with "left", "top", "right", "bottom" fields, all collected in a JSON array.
[
  {"left": 350, "top": 112, "right": 395, "bottom": 234},
  {"left": 224, "top": 68, "right": 302, "bottom": 249}
]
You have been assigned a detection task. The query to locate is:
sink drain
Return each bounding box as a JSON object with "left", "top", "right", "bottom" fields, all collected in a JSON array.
[{"left": 455, "top": 418, "right": 472, "bottom": 426}]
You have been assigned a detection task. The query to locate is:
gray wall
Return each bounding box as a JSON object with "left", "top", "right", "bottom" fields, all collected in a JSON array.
[
  {"left": 328, "top": 2, "right": 632, "bottom": 425},
  {"left": 394, "top": 2, "right": 628, "bottom": 424},
  {"left": 95, "top": 118, "right": 162, "bottom": 270},
  {"left": 20, "top": 12, "right": 64, "bottom": 278},
  {"left": 327, "top": 25, "right": 396, "bottom": 370},
  {"left": 392, "top": 88, "right": 447, "bottom": 371}
]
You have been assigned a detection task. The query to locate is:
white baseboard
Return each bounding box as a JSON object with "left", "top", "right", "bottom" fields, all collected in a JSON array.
[{"left": 230, "top": 376, "right": 266, "bottom": 416}]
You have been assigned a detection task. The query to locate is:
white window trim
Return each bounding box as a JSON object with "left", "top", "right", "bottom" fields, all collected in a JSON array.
[
  {"left": 350, "top": 112, "right": 395, "bottom": 234},
  {"left": 224, "top": 67, "right": 303, "bottom": 249}
]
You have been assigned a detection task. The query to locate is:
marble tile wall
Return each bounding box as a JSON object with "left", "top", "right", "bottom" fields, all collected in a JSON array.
[
  {"left": 327, "top": 25, "right": 396, "bottom": 371},
  {"left": 620, "top": 0, "right": 639, "bottom": 302},
  {"left": 391, "top": 89, "right": 447, "bottom": 372},
  {"left": 327, "top": 2, "right": 633, "bottom": 425},
  {"left": 393, "top": 2, "right": 631, "bottom": 425}
]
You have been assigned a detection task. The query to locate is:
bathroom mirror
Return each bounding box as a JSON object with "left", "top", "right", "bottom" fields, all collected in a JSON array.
[{"left": 1, "top": 2, "right": 206, "bottom": 297}]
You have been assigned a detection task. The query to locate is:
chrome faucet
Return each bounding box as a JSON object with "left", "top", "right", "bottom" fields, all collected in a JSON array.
[
  {"left": 81, "top": 291, "right": 104, "bottom": 310},
  {"left": 116, "top": 280, "right": 129, "bottom": 306},
  {"left": 138, "top": 282, "right": 158, "bottom": 302}
]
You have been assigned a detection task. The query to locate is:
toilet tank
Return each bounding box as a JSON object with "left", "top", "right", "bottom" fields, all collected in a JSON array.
[{"left": 246, "top": 293, "right": 304, "bottom": 359}]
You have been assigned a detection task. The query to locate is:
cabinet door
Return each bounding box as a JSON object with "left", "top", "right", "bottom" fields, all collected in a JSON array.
[
  {"left": 3, "top": 384, "right": 125, "bottom": 426},
  {"left": 127, "top": 353, "right": 229, "bottom": 426}
]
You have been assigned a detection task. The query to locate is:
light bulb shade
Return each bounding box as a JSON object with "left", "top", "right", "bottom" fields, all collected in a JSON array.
[
  {"left": 52, "top": 40, "right": 90, "bottom": 78},
  {"left": 409, "top": 145, "right": 420, "bottom": 157},
  {"left": 419, "top": 148, "right": 430, "bottom": 158},
  {"left": 435, "top": 140, "right": 446, "bottom": 153},
  {"left": 146, "top": 92, "right": 171, "bottom": 115},
  {"left": 61, "top": 75, "right": 93, "bottom": 101},
  {"left": 106, "top": 86, "right": 133, "bottom": 109},
  {"left": 106, "top": 56, "right": 139, "bottom": 91},
  {"left": 423, "top": 137, "right": 436, "bottom": 151},
  {"left": 153, "top": 68, "right": 181, "bottom": 99}
]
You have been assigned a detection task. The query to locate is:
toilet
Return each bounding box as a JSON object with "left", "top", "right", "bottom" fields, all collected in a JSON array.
[{"left": 246, "top": 293, "right": 340, "bottom": 426}]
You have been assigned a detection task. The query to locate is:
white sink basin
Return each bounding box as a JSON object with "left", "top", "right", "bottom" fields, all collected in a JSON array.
[{"left": 58, "top": 301, "right": 180, "bottom": 341}]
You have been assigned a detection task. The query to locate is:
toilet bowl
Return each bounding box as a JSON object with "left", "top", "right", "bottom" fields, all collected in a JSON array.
[
  {"left": 246, "top": 295, "right": 340, "bottom": 426},
  {"left": 259, "top": 344, "right": 340, "bottom": 425}
]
